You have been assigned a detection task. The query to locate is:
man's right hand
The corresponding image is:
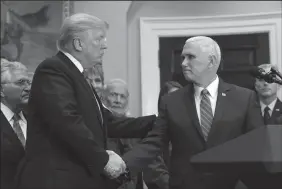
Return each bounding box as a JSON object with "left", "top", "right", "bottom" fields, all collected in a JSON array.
[{"left": 104, "top": 150, "right": 126, "bottom": 179}]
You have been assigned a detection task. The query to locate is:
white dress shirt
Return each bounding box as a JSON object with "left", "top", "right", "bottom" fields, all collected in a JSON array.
[
  {"left": 194, "top": 76, "right": 219, "bottom": 124},
  {"left": 62, "top": 51, "right": 84, "bottom": 73},
  {"left": 1, "top": 102, "right": 27, "bottom": 139},
  {"left": 260, "top": 98, "right": 277, "bottom": 117}
]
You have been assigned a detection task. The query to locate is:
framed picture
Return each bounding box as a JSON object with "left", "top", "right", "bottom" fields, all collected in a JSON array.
[{"left": 1, "top": 1, "right": 73, "bottom": 72}]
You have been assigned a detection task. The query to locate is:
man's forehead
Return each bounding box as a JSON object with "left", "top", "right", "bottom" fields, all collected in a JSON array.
[
  {"left": 109, "top": 85, "right": 128, "bottom": 94},
  {"left": 182, "top": 42, "right": 199, "bottom": 55}
]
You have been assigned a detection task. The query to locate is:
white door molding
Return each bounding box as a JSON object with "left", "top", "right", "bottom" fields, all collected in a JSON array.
[{"left": 140, "top": 12, "right": 282, "bottom": 116}]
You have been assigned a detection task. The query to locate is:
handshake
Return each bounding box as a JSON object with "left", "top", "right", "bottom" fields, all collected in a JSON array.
[{"left": 103, "top": 150, "right": 129, "bottom": 180}]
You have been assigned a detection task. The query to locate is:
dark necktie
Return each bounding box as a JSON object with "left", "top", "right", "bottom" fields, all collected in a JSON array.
[
  {"left": 200, "top": 89, "right": 213, "bottom": 141},
  {"left": 264, "top": 106, "right": 271, "bottom": 125},
  {"left": 12, "top": 113, "right": 26, "bottom": 147}
]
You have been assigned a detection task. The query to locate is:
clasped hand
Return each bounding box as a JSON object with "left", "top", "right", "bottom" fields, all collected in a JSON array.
[{"left": 104, "top": 150, "right": 126, "bottom": 179}]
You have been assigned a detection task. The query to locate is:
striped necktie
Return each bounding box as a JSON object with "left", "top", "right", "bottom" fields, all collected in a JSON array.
[
  {"left": 200, "top": 89, "right": 213, "bottom": 141},
  {"left": 13, "top": 113, "right": 26, "bottom": 147}
]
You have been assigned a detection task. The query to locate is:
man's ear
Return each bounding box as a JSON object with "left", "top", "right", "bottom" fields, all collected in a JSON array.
[
  {"left": 73, "top": 38, "right": 83, "bottom": 52},
  {"left": 208, "top": 55, "right": 217, "bottom": 68}
]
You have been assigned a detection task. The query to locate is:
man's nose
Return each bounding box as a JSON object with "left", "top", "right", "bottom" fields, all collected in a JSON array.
[
  {"left": 181, "top": 58, "right": 188, "bottom": 67},
  {"left": 23, "top": 85, "right": 31, "bottom": 92}
]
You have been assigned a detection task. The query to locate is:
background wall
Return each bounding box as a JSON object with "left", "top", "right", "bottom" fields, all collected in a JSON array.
[
  {"left": 74, "top": 1, "right": 131, "bottom": 82},
  {"left": 74, "top": 1, "right": 282, "bottom": 116}
]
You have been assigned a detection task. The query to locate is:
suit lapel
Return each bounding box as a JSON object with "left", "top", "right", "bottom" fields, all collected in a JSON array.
[
  {"left": 182, "top": 85, "right": 206, "bottom": 142},
  {"left": 207, "top": 79, "right": 232, "bottom": 143},
  {"left": 1, "top": 111, "right": 25, "bottom": 151},
  {"left": 56, "top": 52, "right": 104, "bottom": 127},
  {"left": 270, "top": 99, "right": 282, "bottom": 124}
]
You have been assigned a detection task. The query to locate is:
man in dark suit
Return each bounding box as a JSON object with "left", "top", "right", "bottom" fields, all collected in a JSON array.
[
  {"left": 122, "top": 36, "right": 264, "bottom": 189},
  {"left": 1, "top": 58, "right": 31, "bottom": 189},
  {"left": 15, "top": 13, "right": 155, "bottom": 189},
  {"left": 254, "top": 64, "right": 282, "bottom": 125}
]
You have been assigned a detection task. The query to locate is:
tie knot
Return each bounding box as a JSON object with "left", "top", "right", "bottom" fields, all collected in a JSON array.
[
  {"left": 13, "top": 113, "right": 21, "bottom": 122},
  {"left": 264, "top": 106, "right": 270, "bottom": 112},
  {"left": 201, "top": 89, "right": 209, "bottom": 96}
]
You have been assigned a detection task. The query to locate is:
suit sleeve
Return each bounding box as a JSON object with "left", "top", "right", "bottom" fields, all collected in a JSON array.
[
  {"left": 121, "top": 97, "right": 169, "bottom": 176},
  {"left": 143, "top": 155, "right": 169, "bottom": 189},
  {"left": 104, "top": 107, "right": 156, "bottom": 138},
  {"left": 245, "top": 91, "right": 264, "bottom": 132},
  {"left": 32, "top": 63, "right": 109, "bottom": 176}
]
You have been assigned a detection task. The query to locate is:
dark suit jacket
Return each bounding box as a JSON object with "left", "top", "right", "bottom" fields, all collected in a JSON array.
[
  {"left": 15, "top": 52, "right": 156, "bottom": 189},
  {"left": 258, "top": 97, "right": 282, "bottom": 125},
  {"left": 1, "top": 111, "right": 25, "bottom": 189},
  {"left": 123, "top": 79, "right": 264, "bottom": 189}
]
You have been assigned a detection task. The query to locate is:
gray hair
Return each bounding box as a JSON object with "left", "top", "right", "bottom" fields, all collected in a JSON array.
[
  {"left": 104, "top": 79, "right": 129, "bottom": 97},
  {"left": 186, "top": 36, "right": 221, "bottom": 64},
  {"left": 1, "top": 58, "right": 28, "bottom": 84},
  {"left": 57, "top": 13, "right": 109, "bottom": 52}
]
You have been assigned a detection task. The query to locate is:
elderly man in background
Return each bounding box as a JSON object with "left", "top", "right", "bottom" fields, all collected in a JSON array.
[
  {"left": 104, "top": 79, "right": 169, "bottom": 189},
  {"left": 254, "top": 64, "right": 282, "bottom": 125},
  {"left": 1, "top": 58, "right": 31, "bottom": 189},
  {"left": 15, "top": 13, "right": 156, "bottom": 189},
  {"left": 121, "top": 36, "right": 264, "bottom": 189}
]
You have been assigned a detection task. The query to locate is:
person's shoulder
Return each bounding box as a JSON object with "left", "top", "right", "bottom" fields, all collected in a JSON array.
[
  {"left": 222, "top": 80, "right": 254, "bottom": 96},
  {"left": 162, "top": 83, "right": 192, "bottom": 103},
  {"left": 36, "top": 52, "right": 66, "bottom": 72}
]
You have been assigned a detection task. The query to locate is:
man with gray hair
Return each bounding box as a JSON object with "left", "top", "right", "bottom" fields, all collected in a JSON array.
[
  {"left": 15, "top": 13, "right": 156, "bottom": 189},
  {"left": 122, "top": 36, "right": 264, "bottom": 189},
  {"left": 1, "top": 58, "right": 31, "bottom": 189}
]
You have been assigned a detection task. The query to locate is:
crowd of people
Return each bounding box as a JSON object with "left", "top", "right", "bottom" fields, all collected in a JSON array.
[{"left": 1, "top": 12, "right": 281, "bottom": 189}]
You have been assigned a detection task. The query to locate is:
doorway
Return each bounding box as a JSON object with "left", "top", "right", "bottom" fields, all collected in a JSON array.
[{"left": 159, "top": 33, "right": 270, "bottom": 90}]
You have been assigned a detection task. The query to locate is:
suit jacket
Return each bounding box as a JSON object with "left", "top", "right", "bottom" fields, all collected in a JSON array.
[
  {"left": 15, "top": 52, "right": 156, "bottom": 189},
  {"left": 123, "top": 79, "right": 264, "bottom": 189},
  {"left": 258, "top": 97, "right": 282, "bottom": 125},
  {"left": 1, "top": 111, "right": 25, "bottom": 189}
]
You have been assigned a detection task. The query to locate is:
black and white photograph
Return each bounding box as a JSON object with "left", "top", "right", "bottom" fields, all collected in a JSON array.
[{"left": 1, "top": 1, "right": 281, "bottom": 189}]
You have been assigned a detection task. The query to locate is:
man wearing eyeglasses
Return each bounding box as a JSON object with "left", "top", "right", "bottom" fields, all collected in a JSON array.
[{"left": 1, "top": 58, "right": 31, "bottom": 189}]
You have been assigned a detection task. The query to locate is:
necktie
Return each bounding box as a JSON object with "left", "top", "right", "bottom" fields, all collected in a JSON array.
[
  {"left": 264, "top": 106, "right": 271, "bottom": 125},
  {"left": 12, "top": 113, "right": 26, "bottom": 147},
  {"left": 200, "top": 89, "right": 213, "bottom": 141}
]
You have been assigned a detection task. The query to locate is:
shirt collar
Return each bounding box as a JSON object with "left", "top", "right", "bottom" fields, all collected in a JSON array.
[
  {"left": 62, "top": 51, "right": 84, "bottom": 73},
  {"left": 0, "top": 102, "right": 26, "bottom": 123},
  {"left": 260, "top": 98, "right": 277, "bottom": 112},
  {"left": 1, "top": 102, "right": 14, "bottom": 122},
  {"left": 194, "top": 75, "right": 219, "bottom": 98}
]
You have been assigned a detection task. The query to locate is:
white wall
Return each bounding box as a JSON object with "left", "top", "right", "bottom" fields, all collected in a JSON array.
[
  {"left": 127, "top": 1, "right": 282, "bottom": 116},
  {"left": 74, "top": 1, "right": 131, "bottom": 83}
]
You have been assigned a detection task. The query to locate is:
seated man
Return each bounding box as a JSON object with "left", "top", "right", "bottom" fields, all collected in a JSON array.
[
  {"left": 104, "top": 79, "right": 169, "bottom": 189},
  {"left": 254, "top": 64, "right": 282, "bottom": 125}
]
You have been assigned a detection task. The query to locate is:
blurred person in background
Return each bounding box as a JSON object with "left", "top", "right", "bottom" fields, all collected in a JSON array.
[
  {"left": 104, "top": 79, "right": 169, "bottom": 189},
  {"left": 254, "top": 63, "right": 282, "bottom": 125},
  {"left": 1, "top": 58, "right": 31, "bottom": 189},
  {"left": 84, "top": 63, "right": 105, "bottom": 100},
  {"left": 157, "top": 81, "right": 183, "bottom": 169}
]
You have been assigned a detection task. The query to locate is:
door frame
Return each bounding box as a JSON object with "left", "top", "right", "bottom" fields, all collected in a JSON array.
[{"left": 139, "top": 12, "right": 282, "bottom": 115}]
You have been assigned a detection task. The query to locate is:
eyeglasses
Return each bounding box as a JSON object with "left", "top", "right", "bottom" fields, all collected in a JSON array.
[{"left": 2, "top": 79, "right": 32, "bottom": 86}]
